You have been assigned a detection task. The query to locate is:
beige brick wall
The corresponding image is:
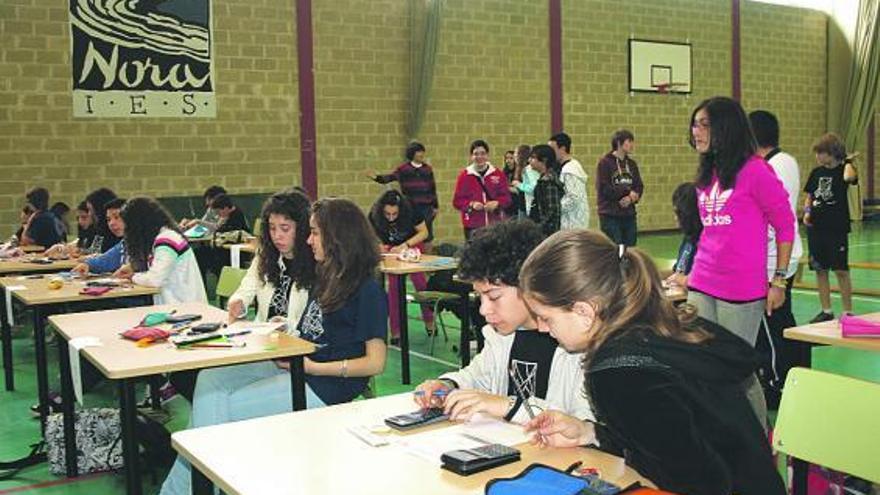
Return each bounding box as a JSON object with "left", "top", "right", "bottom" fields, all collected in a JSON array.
[
  {"left": 563, "top": 0, "right": 733, "bottom": 232},
  {"left": 0, "top": 0, "right": 299, "bottom": 236},
  {"left": 741, "top": 1, "right": 826, "bottom": 206}
]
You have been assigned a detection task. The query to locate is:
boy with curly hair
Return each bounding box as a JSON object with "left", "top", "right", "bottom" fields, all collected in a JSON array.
[{"left": 412, "top": 219, "right": 594, "bottom": 425}]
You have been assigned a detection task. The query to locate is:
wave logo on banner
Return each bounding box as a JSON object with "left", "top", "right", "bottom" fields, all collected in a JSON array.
[{"left": 70, "top": 0, "right": 215, "bottom": 117}]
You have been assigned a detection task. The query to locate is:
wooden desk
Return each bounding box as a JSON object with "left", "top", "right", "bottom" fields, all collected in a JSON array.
[
  {"left": 20, "top": 244, "right": 46, "bottom": 253},
  {"left": 173, "top": 393, "right": 652, "bottom": 495},
  {"left": 48, "top": 302, "right": 316, "bottom": 495},
  {"left": 380, "top": 255, "right": 458, "bottom": 384},
  {"left": 0, "top": 258, "right": 80, "bottom": 391},
  {"left": 783, "top": 312, "right": 880, "bottom": 495}
]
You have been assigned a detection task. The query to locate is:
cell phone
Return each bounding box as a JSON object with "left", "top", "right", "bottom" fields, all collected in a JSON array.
[
  {"left": 165, "top": 314, "right": 202, "bottom": 324},
  {"left": 169, "top": 331, "right": 222, "bottom": 347},
  {"left": 384, "top": 408, "right": 449, "bottom": 431},
  {"left": 190, "top": 322, "right": 222, "bottom": 334},
  {"left": 441, "top": 443, "right": 521, "bottom": 476}
]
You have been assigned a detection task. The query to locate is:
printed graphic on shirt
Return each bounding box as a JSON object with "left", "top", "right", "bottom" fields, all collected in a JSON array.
[
  {"left": 699, "top": 182, "right": 733, "bottom": 227},
  {"left": 813, "top": 177, "right": 834, "bottom": 205},
  {"left": 269, "top": 272, "right": 292, "bottom": 317},
  {"left": 612, "top": 171, "right": 634, "bottom": 187},
  {"left": 298, "top": 298, "right": 324, "bottom": 340},
  {"left": 510, "top": 359, "right": 538, "bottom": 398}
]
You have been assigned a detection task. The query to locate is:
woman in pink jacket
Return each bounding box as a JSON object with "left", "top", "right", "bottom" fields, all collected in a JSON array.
[
  {"left": 452, "top": 139, "right": 512, "bottom": 240},
  {"left": 686, "top": 96, "right": 795, "bottom": 428}
]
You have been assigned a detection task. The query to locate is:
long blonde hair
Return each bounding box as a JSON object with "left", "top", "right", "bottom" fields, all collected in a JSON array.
[{"left": 520, "top": 230, "right": 708, "bottom": 361}]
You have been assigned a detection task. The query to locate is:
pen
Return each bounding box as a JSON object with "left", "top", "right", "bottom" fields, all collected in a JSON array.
[
  {"left": 413, "top": 389, "right": 449, "bottom": 397},
  {"left": 222, "top": 329, "right": 252, "bottom": 338},
  {"left": 188, "top": 342, "right": 245, "bottom": 349}
]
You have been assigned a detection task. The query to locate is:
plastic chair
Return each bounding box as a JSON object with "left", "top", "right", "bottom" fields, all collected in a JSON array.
[
  {"left": 773, "top": 367, "right": 880, "bottom": 490},
  {"left": 408, "top": 291, "right": 457, "bottom": 354},
  {"left": 215, "top": 266, "right": 248, "bottom": 308}
]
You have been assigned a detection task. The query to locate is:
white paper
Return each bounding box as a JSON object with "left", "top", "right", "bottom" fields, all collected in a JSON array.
[
  {"left": 224, "top": 320, "right": 286, "bottom": 336},
  {"left": 4, "top": 285, "right": 27, "bottom": 326},
  {"left": 394, "top": 425, "right": 487, "bottom": 465},
  {"left": 68, "top": 337, "right": 102, "bottom": 405},
  {"left": 461, "top": 413, "right": 531, "bottom": 446},
  {"left": 230, "top": 245, "right": 243, "bottom": 269}
]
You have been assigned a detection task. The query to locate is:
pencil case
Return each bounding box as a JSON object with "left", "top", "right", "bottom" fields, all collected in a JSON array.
[{"left": 840, "top": 313, "right": 880, "bottom": 338}]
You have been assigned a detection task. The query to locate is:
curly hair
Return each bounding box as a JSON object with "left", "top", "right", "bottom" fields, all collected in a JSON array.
[
  {"left": 457, "top": 219, "right": 545, "bottom": 286},
  {"left": 257, "top": 189, "right": 316, "bottom": 290},
  {"left": 311, "top": 198, "right": 380, "bottom": 312},
  {"left": 121, "top": 197, "right": 181, "bottom": 272},
  {"left": 368, "top": 190, "right": 420, "bottom": 244}
]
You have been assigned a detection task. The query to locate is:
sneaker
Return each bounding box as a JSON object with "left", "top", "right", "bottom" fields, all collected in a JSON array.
[
  {"left": 809, "top": 311, "right": 835, "bottom": 324},
  {"left": 137, "top": 382, "right": 178, "bottom": 409},
  {"left": 30, "top": 391, "right": 62, "bottom": 418}
]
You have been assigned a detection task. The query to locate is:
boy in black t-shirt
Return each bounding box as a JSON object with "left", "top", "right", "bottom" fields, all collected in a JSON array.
[
  {"left": 20, "top": 187, "right": 63, "bottom": 248},
  {"left": 803, "top": 133, "right": 858, "bottom": 323}
]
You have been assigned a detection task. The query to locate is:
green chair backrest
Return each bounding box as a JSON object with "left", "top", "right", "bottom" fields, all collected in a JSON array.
[
  {"left": 216, "top": 266, "right": 248, "bottom": 299},
  {"left": 773, "top": 367, "right": 880, "bottom": 483},
  {"left": 252, "top": 217, "right": 263, "bottom": 237}
]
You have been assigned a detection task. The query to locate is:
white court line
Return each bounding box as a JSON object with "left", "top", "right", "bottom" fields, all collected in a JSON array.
[
  {"left": 792, "top": 288, "right": 880, "bottom": 304},
  {"left": 388, "top": 344, "right": 459, "bottom": 369}
]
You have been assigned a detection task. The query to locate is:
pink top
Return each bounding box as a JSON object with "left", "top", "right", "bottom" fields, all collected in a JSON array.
[{"left": 688, "top": 155, "right": 796, "bottom": 302}]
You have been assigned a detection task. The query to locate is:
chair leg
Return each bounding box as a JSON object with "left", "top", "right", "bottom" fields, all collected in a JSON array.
[{"left": 428, "top": 301, "right": 450, "bottom": 356}]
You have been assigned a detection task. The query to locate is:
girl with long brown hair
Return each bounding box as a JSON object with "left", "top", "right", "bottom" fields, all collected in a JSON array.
[{"left": 518, "top": 230, "right": 785, "bottom": 495}]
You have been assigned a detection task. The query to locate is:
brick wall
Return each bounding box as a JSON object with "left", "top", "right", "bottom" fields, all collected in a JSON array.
[
  {"left": 0, "top": 0, "right": 299, "bottom": 236},
  {"left": 741, "top": 1, "right": 827, "bottom": 199}
]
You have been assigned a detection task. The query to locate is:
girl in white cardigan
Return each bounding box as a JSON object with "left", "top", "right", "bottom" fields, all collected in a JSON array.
[{"left": 114, "top": 197, "right": 207, "bottom": 305}]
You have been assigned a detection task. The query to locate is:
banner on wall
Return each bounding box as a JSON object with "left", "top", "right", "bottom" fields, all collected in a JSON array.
[{"left": 69, "top": 0, "right": 215, "bottom": 118}]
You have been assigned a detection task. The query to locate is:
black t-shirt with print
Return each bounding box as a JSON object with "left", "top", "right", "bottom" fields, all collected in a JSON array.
[
  {"left": 217, "top": 208, "right": 250, "bottom": 234},
  {"left": 267, "top": 258, "right": 296, "bottom": 320},
  {"left": 804, "top": 164, "right": 851, "bottom": 234},
  {"left": 375, "top": 209, "right": 425, "bottom": 247},
  {"left": 506, "top": 330, "right": 559, "bottom": 400},
  {"left": 25, "top": 211, "right": 63, "bottom": 247}
]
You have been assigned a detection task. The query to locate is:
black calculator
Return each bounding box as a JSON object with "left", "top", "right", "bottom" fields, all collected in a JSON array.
[
  {"left": 384, "top": 408, "right": 449, "bottom": 431},
  {"left": 441, "top": 443, "right": 521, "bottom": 476}
]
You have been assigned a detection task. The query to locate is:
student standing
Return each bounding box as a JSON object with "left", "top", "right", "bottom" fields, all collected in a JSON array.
[
  {"left": 414, "top": 220, "right": 593, "bottom": 425},
  {"left": 452, "top": 139, "right": 512, "bottom": 240},
  {"left": 527, "top": 144, "right": 565, "bottom": 236},
  {"left": 803, "top": 133, "right": 858, "bottom": 323},
  {"left": 159, "top": 197, "right": 387, "bottom": 495},
  {"left": 548, "top": 132, "right": 589, "bottom": 230},
  {"left": 367, "top": 141, "right": 439, "bottom": 246},
  {"left": 510, "top": 144, "right": 539, "bottom": 216},
  {"left": 368, "top": 190, "right": 435, "bottom": 342},
  {"left": 596, "top": 129, "right": 644, "bottom": 246},
  {"left": 519, "top": 230, "right": 786, "bottom": 495}
]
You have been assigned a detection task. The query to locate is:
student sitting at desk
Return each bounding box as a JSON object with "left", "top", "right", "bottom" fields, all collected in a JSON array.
[
  {"left": 84, "top": 187, "right": 121, "bottom": 253},
  {"left": 414, "top": 220, "right": 593, "bottom": 425},
  {"left": 114, "top": 197, "right": 208, "bottom": 305},
  {"left": 20, "top": 187, "right": 64, "bottom": 248},
  {"left": 159, "top": 196, "right": 388, "bottom": 495},
  {"left": 180, "top": 185, "right": 226, "bottom": 233},
  {"left": 72, "top": 198, "right": 127, "bottom": 276},
  {"left": 519, "top": 230, "right": 785, "bottom": 495}
]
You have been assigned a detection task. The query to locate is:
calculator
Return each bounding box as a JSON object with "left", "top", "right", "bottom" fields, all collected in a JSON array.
[
  {"left": 441, "top": 443, "right": 521, "bottom": 476},
  {"left": 384, "top": 407, "right": 449, "bottom": 431}
]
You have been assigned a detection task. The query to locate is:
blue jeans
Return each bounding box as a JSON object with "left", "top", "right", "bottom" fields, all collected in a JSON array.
[
  {"left": 599, "top": 214, "right": 637, "bottom": 246},
  {"left": 159, "top": 361, "right": 325, "bottom": 495}
]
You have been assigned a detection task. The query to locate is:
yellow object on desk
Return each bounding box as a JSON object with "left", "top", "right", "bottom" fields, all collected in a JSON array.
[{"left": 47, "top": 278, "right": 63, "bottom": 290}]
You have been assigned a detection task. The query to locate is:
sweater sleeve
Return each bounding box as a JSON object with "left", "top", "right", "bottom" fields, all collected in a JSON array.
[
  {"left": 228, "top": 253, "right": 263, "bottom": 309},
  {"left": 494, "top": 173, "right": 513, "bottom": 208},
  {"left": 439, "top": 326, "right": 499, "bottom": 391},
  {"left": 372, "top": 166, "right": 400, "bottom": 185},
  {"left": 560, "top": 171, "right": 587, "bottom": 210},
  {"left": 452, "top": 172, "right": 473, "bottom": 212},
  {"left": 632, "top": 161, "right": 645, "bottom": 196},
  {"left": 591, "top": 369, "right": 733, "bottom": 495},
  {"left": 517, "top": 167, "right": 538, "bottom": 194},
  {"left": 132, "top": 244, "right": 179, "bottom": 288},
  {"left": 85, "top": 242, "right": 124, "bottom": 274},
  {"left": 752, "top": 161, "right": 795, "bottom": 243}
]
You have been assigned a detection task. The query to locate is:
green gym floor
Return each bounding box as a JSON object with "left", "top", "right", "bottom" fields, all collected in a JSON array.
[{"left": 2, "top": 224, "right": 879, "bottom": 494}]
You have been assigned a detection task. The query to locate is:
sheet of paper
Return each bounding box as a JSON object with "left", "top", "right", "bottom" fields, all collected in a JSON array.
[
  {"left": 4, "top": 285, "right": 27, "bottom": 326},
  {"left": 69, "top": 337, "right": 103, "bottom": 405},
  {"left": 224, "top": 320, "right": 286, "bottom": 336},
  {"left": 394, "top": 425, "right": 487, "bottom": 465},
  {"left": 461, "top": 413, "right": 531, "bottom": 446},
  {"left": 230, "top": 245, "right": 243, "bottom": 269}
]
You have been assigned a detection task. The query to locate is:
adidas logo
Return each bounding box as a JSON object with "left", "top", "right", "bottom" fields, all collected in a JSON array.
[{"left": 699, "top": 182, "right": 734, "bottom": 226}]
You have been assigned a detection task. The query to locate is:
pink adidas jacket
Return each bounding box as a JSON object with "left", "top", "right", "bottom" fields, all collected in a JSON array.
[{"left": 688, "top": 156, "right": 795, "bottom": 302}]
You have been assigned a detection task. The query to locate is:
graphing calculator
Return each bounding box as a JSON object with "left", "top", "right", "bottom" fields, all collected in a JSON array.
[
  {"left": 441, "top": 443, "right": 521, "bottom": 476},
  {"left": 384, "top": 408, "right": 449, "bottom": 431}
]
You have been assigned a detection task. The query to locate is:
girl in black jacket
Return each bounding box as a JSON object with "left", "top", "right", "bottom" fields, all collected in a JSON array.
[{"left": 518, "top": 229, "right": 785, "bottom": 495}]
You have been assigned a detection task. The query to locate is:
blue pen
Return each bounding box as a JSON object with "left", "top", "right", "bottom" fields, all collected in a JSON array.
[{"left": 413, "top": 389, "right": 449, "bottom": 397}]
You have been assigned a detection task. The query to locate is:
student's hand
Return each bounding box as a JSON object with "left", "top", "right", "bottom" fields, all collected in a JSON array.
[
  {"left": 802, "top": 213, "right": 812, "bottom": 227},
  {"left": 45, "top": 244, "right": 66, "bottom": 259},
  {"left": 227, "top": 299, "right": 245, "bottom": 323},
  {"left": 766, "top": 286, "right": 785, "bottom": 316},
  {"left": 511, "top": 180, "right": 521, "bottom": 188},
  {"left": 665, "top": 272, "right": 688, "bottom": 288},
  {"left": 443, "top": 389, "right": 509, "bottom": 421},
  {"left": 113, "top": 264, "right": 134, "bottom": 280},
  {"left": 618, "top": 196, "right": 632, "bottom": 208},
  {"left": 274, "top": 359, "right": 291, "bottom": 370},
  {"left": 389, "top": 244, "right": 407, "bottom": 254},
  {"left": 629, "top": 191, "right": 640, "bottom": 202},
  {"left": 525, "top": 411, "right": 595, "bottom": 448},
  {"left": 484, "top": 201, "right": 499, "bottom": 212},
  {"left": 413, "top": 380, "right": 453, "bottom": 409},
  {"left": 470, "top": 202, "right": 485, "bottom": 211},
  {"left": 71, "top": 263, "right": 90, "bottom": 277}
]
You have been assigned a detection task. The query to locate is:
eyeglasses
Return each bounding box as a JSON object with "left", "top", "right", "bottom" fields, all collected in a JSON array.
[{"left": 691, "top": 119, "right": 711, "bottom": 130}]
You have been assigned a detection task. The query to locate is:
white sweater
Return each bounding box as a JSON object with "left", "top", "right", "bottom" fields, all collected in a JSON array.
[
  {"left": 441, "top": 325, "right": 595, "bottom": 424},
  {"left": 132, "top": 227, "right": 208, "bottom": 305},
  {"left": 227, "top": 252, "right": 309, "bottom": 329},
  {"left": 766, "top": 150, "right": 804, "bottom": 280}
]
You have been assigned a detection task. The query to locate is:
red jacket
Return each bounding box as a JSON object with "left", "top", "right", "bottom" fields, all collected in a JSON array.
[{"left": 452, "top": 164, "right": 512, "bottom": 229}]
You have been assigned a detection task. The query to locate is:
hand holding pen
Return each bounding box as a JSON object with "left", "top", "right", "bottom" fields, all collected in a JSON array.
[{"left": 413, "top": 380, "right": 452, "bottom": 409}]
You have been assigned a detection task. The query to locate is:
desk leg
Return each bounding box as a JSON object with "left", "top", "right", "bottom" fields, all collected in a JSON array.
[
  {"left": 1, "top": 286, "right": 13, "bottom": 391},
  {"left": 33, "top": 306, "right": 50, "bottom": 434},
  {"left": 396, "top": 274, "right": 410, "bottom": 385},
  {"left": 192, "top": 466, "right": 214, "bottom": 495},
  {"left": 119, "top": 379, "right": 142, "bottom": 495},
  {"left": 459, "top": 293, "right": 471, "bottom": 366},
  {"left": 289, "top": 355, "right": 306, "bottom": 411},
  {"left": 790, "top": 341, "right": 812, "bottom": 495},
  {"left": 57, "top": 335, "right": 78, "bottom": 478}
]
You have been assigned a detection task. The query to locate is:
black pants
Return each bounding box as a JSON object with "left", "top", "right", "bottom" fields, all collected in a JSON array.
[
  {"left": 755, "top": 276, "right": 804, "bottom": 409},
  {"left": 599, "top": 215, "right": 637, "bottom": 246}
]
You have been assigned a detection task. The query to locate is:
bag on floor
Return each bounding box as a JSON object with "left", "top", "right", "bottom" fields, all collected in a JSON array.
[{"left": 45, "top": 407, "right": 123, "bottom": 475}]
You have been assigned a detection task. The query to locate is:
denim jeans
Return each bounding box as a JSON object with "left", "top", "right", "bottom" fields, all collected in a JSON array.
[
  {"left": 599, "top": 215, "right": 637, "bottom": 246},
  {"left": 159, "top": 361, "right": 325, "bottom": 495}
]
